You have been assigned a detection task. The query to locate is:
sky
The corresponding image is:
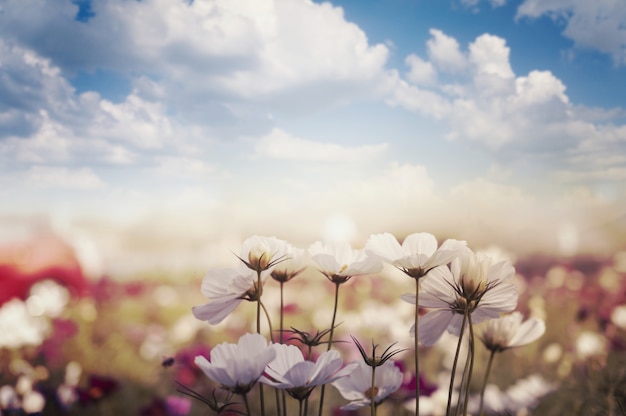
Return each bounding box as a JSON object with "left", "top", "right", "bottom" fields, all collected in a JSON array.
[{"left": 1, "top": 0, "right": 626, "bottom": 276}]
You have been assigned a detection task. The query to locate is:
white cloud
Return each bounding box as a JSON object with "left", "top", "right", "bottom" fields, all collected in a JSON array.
[
  {"left": 152, "top": 156, "right": 216, "bottom": 178},
  {"left": 19, "top": 166, "right": 107, "bottom": 189},
  {"left": 386, "top": 79, "right": 452, "bottom": 119},
  {"left": 254, "top": 128, "right": 388, "bottom": 163},
  {"left": 514, "top": 70, "right": 569, "bottom": 105},
  {"left": 386, "top": 28, "right": 626, "bottom": 188},
  {"left": 392, "top": 29, "right": 616, "bottom": 155},
  {"left": 556, "top": 123, "right": 626, "bottom": 182},
  {"left": 0, "top": 38, "right": 221, "bottom": 175},
  {"left": 89, "top": 94, "right": 174, "bottom": 150},
  {"left": 0, "top": 0, "right": 391, "bottom": 112},
  {"left": 461, "top": 0, "right": 507, "bottom": 9},
  {"left": 213, "top": 0, "right": 390, "bottom": 96},
  {"left": 516, "top": 0, "right": 626, "bottom": 65},
  {"left": 405, "top": 54, "right": 438, "bottom": 86},
  {"left": 427, "top": 29, "right": 468, "bottom": 73},
  {"left": 469, "top": 34, "right": 514, "bottom": 79},
  {"left": 0, "top": 110, "right": 137, "bottom": 165}
]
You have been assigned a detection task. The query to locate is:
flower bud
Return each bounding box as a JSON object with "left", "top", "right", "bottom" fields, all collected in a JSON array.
[{"left": 248, "top": 244, "right": 273, "bottom": 272}]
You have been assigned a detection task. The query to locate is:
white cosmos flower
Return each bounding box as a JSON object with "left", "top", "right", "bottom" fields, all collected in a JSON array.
[
  {"left": 270, "top": 243, "right": 309, "bottom": 283},
  {"left": 470, "top": 374, "right": 557, "bottom": 414},
  {"left": 365, "top": 232, "right": 467, "bottom": 279},
  {"left": 0, "top": 299, "right": 50, "bottom": 349},
  {"left": 309, "top": 241, "right": 382, "bottom": 284},
  {"left": 192, "top": 267, "right": 260, "bottom": 325},
  {"left": 194, "top": 333, "right": 275, "bottom": 394},
  {"left": 480, "top": 311, "right": 545, "bottom": 352},
  {"left": 260, "top": 344, "right": 357, "bottom": 400},
  {"left": 410, "top": 251, "right": 518, "bottom": 346},
  {"left": 332, "top": 360, "right": 403, "bottom": 410},
  {"left": 240, "top": 235, "right": 289, "bottom": 272}
]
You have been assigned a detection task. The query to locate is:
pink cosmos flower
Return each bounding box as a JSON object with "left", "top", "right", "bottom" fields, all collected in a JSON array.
[
  {"left": 332, "top": 360, "right": 403, "bottom": 410},
  {"left": 194, "top": 333, "right": 275, "bottom": 394},
  {"left": 192, "top": 267, "right": 260, "bottom": 325},
  {"left": 260, "top": 344, "right": 357, "bottom": 400}
]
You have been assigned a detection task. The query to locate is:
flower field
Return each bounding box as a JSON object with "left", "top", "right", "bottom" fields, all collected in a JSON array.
[{"left": 1, "top": 232, "right": 626, "bottom": 415}]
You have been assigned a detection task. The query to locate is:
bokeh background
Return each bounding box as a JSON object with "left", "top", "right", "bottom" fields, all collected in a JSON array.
[{"left": 1, "top": 0, "right": 626, "bottom": 414}]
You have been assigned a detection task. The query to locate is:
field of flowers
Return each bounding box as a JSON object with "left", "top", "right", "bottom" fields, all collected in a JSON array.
[{"left": 1, "top": 232, "right": 626, "bottom": 415}]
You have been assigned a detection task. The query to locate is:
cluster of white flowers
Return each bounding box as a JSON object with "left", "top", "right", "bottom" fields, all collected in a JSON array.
[
  {"left": 191, "top": 233, "right": 546, "bottom": 415},
  {"left": 0, "top": 280, "right": 69, "bottom": 349}
]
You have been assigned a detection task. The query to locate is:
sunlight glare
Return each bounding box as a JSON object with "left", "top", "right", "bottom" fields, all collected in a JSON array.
[{"left": 322, "top": 213, "right": 357, "bottom": 242}]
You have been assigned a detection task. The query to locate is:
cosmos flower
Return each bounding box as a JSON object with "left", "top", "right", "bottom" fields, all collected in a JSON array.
[
  {"left": 309, "top": 241, "right": 382, "bottom": 284},
  {"left": 472, "top": 374, "right": 557, "bottom": 414},
  {"left": 410, "top": 251, "right": 519, "bottom": 346},
  {"left": 270, "top": 243, "right": 309, "bottom": 284},
  {"left": 239, "top": 235, "right": 290, "bottom": 273},
  {"left": 365, "top": 232, "right": 467, "bottom": 279},
  {"left": 480, "top": 311, "right": 545, "bottom": 352},
  {"left": 194, "top": 333, "right": 275, "bottom": 394},
  {"left": 192, "top": 267, "right": 260, "bottom": 325},
  {"left": 331, "top": 360, "right": 403, "bottom": 410},
  {"left": 259, "top": 344, "right": 357, "bottom": 400}
]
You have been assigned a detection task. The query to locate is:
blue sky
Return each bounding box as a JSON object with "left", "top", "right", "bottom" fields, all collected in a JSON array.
[{"left": 1, "top": 0, "right": 625, "bottom": 273}]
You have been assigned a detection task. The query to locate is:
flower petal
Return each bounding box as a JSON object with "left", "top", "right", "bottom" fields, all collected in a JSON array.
[
  {"left": 403, "top": 233, "right": 438, "bottom": 258},
  {"left": 418, "top": 309, "right": 454, "bottom": 346},
  {"left": 192, "top": 296, "right": 243, "bottom": 325},
  {"left": 365, "top": 233, "right": 405, "bottom": 263},
  {"left": 509, "top": 318, "right": 546, "bottom": 348}
]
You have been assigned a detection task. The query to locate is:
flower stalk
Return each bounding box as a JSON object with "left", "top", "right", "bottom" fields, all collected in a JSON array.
[
  {"left": 317, "top": 281, "right": 342, "bottom": 416},
  {"left": 461, "top": 312, "right": 475, "bottom": 416},
  {"left": 447, "top": 311, "right": 468, "bottom": 416},
  {"left": 415, "top": 276, "right": 420, "bottom": 415},
  {"left": 370, "top": 364, "right": 377, "bottom": 416},
  {"left": 478, "top": 349, "right": 496, "bottom": 416}
]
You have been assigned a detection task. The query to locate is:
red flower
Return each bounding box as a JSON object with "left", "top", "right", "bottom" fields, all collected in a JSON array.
[
  {"left": 0, "top": 234, "right": 90, "bottom": 306},
  {"left": 77, "top": 375, "right": 119, "bottom": 405}
]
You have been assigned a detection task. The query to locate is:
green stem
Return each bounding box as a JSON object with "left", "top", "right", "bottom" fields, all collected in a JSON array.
[
  {"left": 462, "top": 312, "right": 476, "bottom": 416},
  {"left": 260, "top": 384, "right": 266, "bottom": 416},
  {"left": 242, "top": 393, "right": 252, "bottom": 416},
  {"left": 414, "top": 277, "right": 420, "bottom": 416},
  {"left": 446, "top": 311, "right": 468, "bottom": 416},
  {"left": 280, "top": 281, "right": 285, "bottom": 344},
  {"left": 279, "top": 282, "right": 286, "bottom": 416},
  {"left": 455, "top": 336, "right": 472, "bottom": 416},
  {"left": 275, "top": 388, "right": 282, "bottom": 416},
  {"left": 299, "top": 399, "right": 304, "bottom": 416},
  {"left": 478, "top": 350, "right": 496, "bottom": 416},
  {"left": 371, "top": 365, "right": 377, "bottom": 416},
  {"left": 256, "top": 271, "right": 262, "bottom": 334},
  {"left": 326, "top": 282, "right": 341, "bottom": 352},
  {"left": 260, "top": 301, "right": 275, "bottom": 343},
  {"left": 318, "top": 282, "right": 341, "bottom": 416},
  {"left": 255, "top": 270, "right": 266, "bottom": 416}
]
